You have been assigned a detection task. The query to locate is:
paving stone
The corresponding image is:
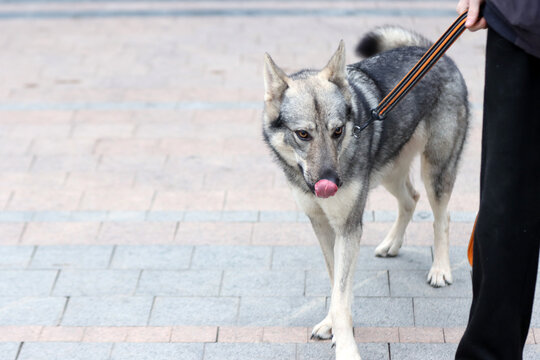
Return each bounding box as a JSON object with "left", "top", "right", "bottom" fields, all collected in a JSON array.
[
  {"left": 176, "top": 223, "right": 253, "bottom": 245},
  {"left": 356, "top": 246, "right": 433, "bottom": 270},
  {"left": 30, "top": 246, "right": 113, "bottom": 269},
  {"left": 106, "top": 211, "right": 147, "bottom": 222},
  {"left": 524, "top": 344, "right": 540, "bottom": 359},
  {"left": 18, "top": 342, "right": 112, "bottom": 360},
  {"left": 413, "top": 211, "right": 434, "bottom": 222},
  {"left": 262, "top": 326, "right": 308, "bottom": 343},
  {"left": 221, "top": 211, "right": 258, "bottom": 222},
  {"left": 204, "top": 343, "right": 296, "bottom": 360},
  {"left": 110, "top": 245, "right": 193, "bottom": 269},
  {"left": 530, "top": 297, "right": 540, "bottom": 327},
  {"left": 110, "top": 343, "right": 204, "bottom": 360},
  {"left": 306, "top": 270, "right": 390, "bottom": 297},
  {"left": 22, "top": 223, "right": 101, "bottom": 245},
  {"left": 448, "top": 246, "right": 471, "bottom": 272},
  {"left": 221, "top": 270, "right": 305, "bottom": 297},
  {"left": 252, "top": 223, "right": 316, "bottom": 246},
  {"left": 62, "top": 297, "right": 153, "bottom": 326},
  {"left": 136, "top": 270, "right": 222, "bottom": 296},
  {"left": 218, "top": 326, "right": 264, "bottom": 343},
  {"left": 259, "top": 211, "right": 297, "bottom": 223},
  {"left": 0, "top": 297, "right": 66, "bottom": 325},
  {"left": 0, "top": 246, "right": 34, "bottom": 268},
  {"left": 373, "top": 210, "right": 397, "bottom": 222},
  {"left": 414, "top": 298, "right": 472, "bottom": 327},
  {"left": 98, "top": 223, "right": 177, "bottom": 244},
  {"left": 389, "top": 270, "right": 471, "bottom": 297},
  {"left": 69, "top": 211, "right": 108, "bottom": 221},
  {"left": 39, "top": 326, "right": 85, "bottom": 342},
  {"left": 237, "top": 297, "right": 326, "bottom": 327},
  {"left": 0, "top": 342, "right": 19, "bottom": 360},
  {"left": 53, "top": 270, "right": 140, "bottom": 296},
  {"left": 297, "top": 342, "right": 390, "bottom": 360},
  {"left": 191, "top": 245, "right": 271, "bottom": 269},
  {"left": 183, "top": 211, "right": 222, "bottom": 222},
  {"left": 352, "top": 297, "right": 414, "bottom": 327},
  {"left": 150, "top": 297, "right": 239, "bottom": 326},
  {"left": 31, "top": 211, "right": 72, "bottom": 222},
  {"left": 146, "top": 211, "right": 184, "bottom": 222},
  {"left": 390, "top": 343, "right": 459, "bottom": 360},
  {"left": 271, "top": 246, "right": 326, "bottom": 271},
  {"left": 0, "top": 270, "right": 57, "bottom": 296},
  {"left": 171, "top": 326, "right": 217, "bottom": 343}
]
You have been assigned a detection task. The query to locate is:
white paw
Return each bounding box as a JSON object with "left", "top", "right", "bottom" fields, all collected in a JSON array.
[
  {"left": 427, "top": 266, "right": 453, "bottom": 287},
  {"left": 311, "top": 317, "right": 333, "bottom": 340},
  {"left": 375, "top": 241, "right": 400, "bottom": 257},
  {"left": 374, "top": 242, "right": 391, "bottom": 257}
]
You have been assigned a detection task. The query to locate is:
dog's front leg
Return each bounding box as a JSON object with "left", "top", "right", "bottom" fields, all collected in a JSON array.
[{"left": 330, "top": 229, "right": 362, "bottom": 360}]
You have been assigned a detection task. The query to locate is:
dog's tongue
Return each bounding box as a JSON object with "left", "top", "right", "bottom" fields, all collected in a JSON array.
[{"left": 314, "top": 179, "right": 338, "bottom": 198}]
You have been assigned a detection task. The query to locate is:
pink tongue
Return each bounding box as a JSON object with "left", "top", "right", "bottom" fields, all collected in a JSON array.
[{"left": 314, "top": 179, "right": 338, "bottom": 198}]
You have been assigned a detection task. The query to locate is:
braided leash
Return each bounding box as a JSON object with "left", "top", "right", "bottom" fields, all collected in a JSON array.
[{"left": 353, "top": 11, "right": 470, "bottom": 137}]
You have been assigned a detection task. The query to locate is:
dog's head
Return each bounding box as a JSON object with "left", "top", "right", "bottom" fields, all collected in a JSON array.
[{"left": 262, "top": 41, "right": 354, "bottom": 198}]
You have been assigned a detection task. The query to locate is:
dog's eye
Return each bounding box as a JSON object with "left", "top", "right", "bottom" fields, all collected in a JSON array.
[
  {"left": 295, "top": 130, "right": 311, "bottom": 141},
  {"left": 333, "top": 126, "right": 343, "bottom": 138}
]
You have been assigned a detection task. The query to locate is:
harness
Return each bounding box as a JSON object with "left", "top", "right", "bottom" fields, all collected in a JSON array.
[{"left": 353, "top": 10, "right": 470, "bottom": 137}]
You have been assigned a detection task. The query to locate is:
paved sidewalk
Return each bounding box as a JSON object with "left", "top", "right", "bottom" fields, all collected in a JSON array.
[{"left": 0, "top": 0, "right": 538, "bottom": 359}]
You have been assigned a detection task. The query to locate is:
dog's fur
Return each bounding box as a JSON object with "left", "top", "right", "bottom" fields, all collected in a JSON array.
[{"left": 262, "top": 26, "right": 468, "bottom": 359}]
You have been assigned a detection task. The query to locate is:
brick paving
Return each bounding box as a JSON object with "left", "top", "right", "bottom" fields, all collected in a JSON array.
[{"left": 0, "top": 0, "right": 538, "bottom": 359}]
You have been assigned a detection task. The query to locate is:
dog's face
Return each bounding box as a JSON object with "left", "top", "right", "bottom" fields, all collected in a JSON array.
[{"left": 262, "top": 42, "right": 353, "bottom": 198}]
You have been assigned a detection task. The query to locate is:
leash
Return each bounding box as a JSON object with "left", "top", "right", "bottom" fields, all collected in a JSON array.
[{"left": 353, "top": 10, "right": 470, "bottom": 137}]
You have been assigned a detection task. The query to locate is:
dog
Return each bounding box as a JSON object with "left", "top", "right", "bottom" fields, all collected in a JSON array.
[{"left": 262, "top": 26, "right": 469, "bottom": 359}]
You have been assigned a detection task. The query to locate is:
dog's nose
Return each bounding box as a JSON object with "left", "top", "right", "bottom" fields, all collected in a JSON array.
[
  {"left": 319, "top": 169, "right": 341, "bottom": 187},
  {"left": 315, "top": 169, "right": 341, "bottom": 198}
]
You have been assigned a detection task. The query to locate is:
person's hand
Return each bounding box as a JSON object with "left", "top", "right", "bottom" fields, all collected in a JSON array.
[{"left": 457, "top": 0, "right": 487, "bottom": 32}]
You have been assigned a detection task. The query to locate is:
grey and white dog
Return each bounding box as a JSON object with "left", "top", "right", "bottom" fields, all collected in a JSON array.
[{"left": 262, "top": 26, "right": 468, "bottom": 359}]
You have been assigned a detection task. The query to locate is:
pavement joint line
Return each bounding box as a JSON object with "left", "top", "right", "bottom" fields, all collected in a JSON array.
[
  {"left": 1, "top": 326, "right": 534, "bottom": 344},
  {"left": 0, "top": 210, "right": 477, "bottom": 223},
  {"left": 0, "top": 0, "right": 459, "bottom": 3},
  {"left": 0, "top": 8, "right": 462, "bottom": 19},
  {"left": 0, "top": 101, "right": 483, "bottom": 111}
]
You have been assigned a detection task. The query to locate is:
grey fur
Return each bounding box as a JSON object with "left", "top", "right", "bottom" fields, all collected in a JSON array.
[{"left": 262, "top": 26, "right": 468, "bottom": 359}]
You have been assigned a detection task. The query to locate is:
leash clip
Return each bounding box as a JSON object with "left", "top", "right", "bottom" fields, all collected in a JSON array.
[{"left": 353, "top": 109, "right": 385, "bottom": 138}]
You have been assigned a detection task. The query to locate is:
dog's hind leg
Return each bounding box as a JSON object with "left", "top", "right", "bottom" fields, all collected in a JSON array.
[
  {"left": 375, "top": 172, "right": 419, "bottom": 257},
  {"left": 421, "top": 154, "right": 455, "bottom": 287}
]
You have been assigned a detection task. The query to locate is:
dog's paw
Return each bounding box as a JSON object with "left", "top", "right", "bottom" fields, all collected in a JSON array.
[
  {"left": 374, "top": 241, "right": 399, "bottom": 257},
  {"left": 427, "top": 266, "right": 453, "bottom": 287},
  {"left": 311, "top": 317, "right": 333, "bottom": 340}
]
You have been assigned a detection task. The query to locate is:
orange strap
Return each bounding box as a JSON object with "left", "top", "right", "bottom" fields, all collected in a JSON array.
[{"left": 468, "top": 215, "right": 477, "bottom": 266}]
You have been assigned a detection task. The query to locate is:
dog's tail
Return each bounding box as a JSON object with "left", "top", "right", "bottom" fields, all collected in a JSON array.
[{"left": 355, "top": 26, "right": 431, "bottom": 58}]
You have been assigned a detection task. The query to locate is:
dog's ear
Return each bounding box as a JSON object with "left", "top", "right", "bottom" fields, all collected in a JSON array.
[
  {"left": 263, "top": 53, "right": 290, "bottom": 103},
  {"left": 319, "top": 40, "right": 348, "bottom": 88}
]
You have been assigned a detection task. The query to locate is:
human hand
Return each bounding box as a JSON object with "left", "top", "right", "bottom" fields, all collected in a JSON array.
[{"left": 456, "top": 0, "right": 487, "bottom": 32}]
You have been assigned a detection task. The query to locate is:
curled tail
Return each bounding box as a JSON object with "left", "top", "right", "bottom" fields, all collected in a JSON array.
[{"left": 355, "top": 26, "right": 431, "bottom": 57}]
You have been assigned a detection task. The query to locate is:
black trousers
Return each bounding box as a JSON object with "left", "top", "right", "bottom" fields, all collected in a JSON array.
[{"left": 455, "top": 30, "right": 540, "bottom": 359}]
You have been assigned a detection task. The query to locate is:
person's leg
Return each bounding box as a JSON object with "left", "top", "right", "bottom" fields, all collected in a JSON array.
[{"left": 456, "top": 29, "right": 540, "bottom": 360}]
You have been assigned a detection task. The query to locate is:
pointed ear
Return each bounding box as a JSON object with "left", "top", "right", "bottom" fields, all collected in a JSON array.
[
  {"left": 263, "top": 53, "right": 290, "bottom": 102},
  {"left": 319, "top": 40, "right": 348, "bottom": 87}
]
